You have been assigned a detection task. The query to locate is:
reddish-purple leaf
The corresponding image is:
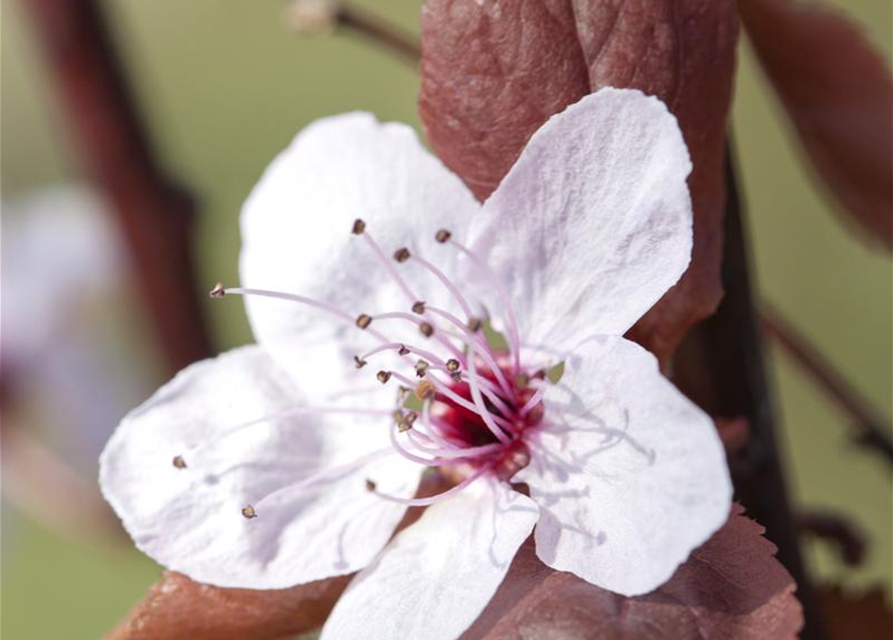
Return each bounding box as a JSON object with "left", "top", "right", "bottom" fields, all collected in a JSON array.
[
  {"left": 102, "top": 572, "right": 349, "bottom": 640},
  {"left": 740, "top": 0, "right": 893, "bottom": 250},
  {"left": 460, "top": 504, "right": 803, "bottom": 640},
  {"left": 420, "top": 0, "right": 739, "bottom": 364}
]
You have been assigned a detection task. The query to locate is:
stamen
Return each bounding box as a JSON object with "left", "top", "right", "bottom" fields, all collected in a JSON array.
[
  {"left": 377, "top": 371, "right": 392, "bottom": 384},
  {"left": 449, "top": 238, "right": 523, "bottom": 374},
  {"left": 354, "top": 356, "right": 368, "bottom": 369},
  {"left": 435, "top": 229, "right": 452, "bottom": 243},
  {"left": 393, "top": 247, "right": 411, "bottom": 263},
  {"left": 446, "top": 358, "right": 460, "bottom": 373},
  {"left": 365, "top": 479, "right": 377, "bottom": 492},
  {"left": 172, "top": 455, "right": 187, "bottom": 469},
  {"left": 468, "top": 317, "right": 483, "bottom": 333},
  {"left": 415, "top": 380, "right": 436, "bottom": 401},
  {"left": 369, "top": 464, "right": 490, "bottom": 506},
  {"left": 209, "top": 282, "right": 226, "bottom": 298},
  {"left": 351, "top": 218, "right": 366, "bottom": 235},
  {"left": 241, "top": 505, "right": 258, "bottom": 519},
  {"left": 415, "top": 360, "right": 430, "bottom": 377},
  {"left": 356, "top": 313, "right": 373, "bottom": 329},
  {"left": 419, "top": 322, "right": 435, "bottom": 337},
  {"left": 412, "top": 301, "right": 426, "bottom": 314},
  {"left": 398, "top": 344, "right": 410, "bottom": 355},
  {"left": 519, "top": 384, "right": 548, "bottom": 418}
]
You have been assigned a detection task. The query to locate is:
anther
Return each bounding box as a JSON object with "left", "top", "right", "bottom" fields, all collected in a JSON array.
[
  {"left": 356, "top": 313, "right": 373, "bottom": 329},
  {"left": 415, "top": 380, "right": 436, "bottom": 401},
  {"left": 354, "top": 356, "right": 367, "bottom": 369},
  {"left": 398, "top": 385, "right": 411, "bottom": 400},
  {"left": 446, "top": 359, "right": 461, "bottom": 373},
  {"left": 451, "top": 372, "right": 463, "bottom": 382},
  {"left": 393, "top": 410, "right": 412, "bottom": 432},
  {"left": 467, "top": 317, "right": 483, "bottom": 332},
  {"left": 411, "top": 301, "right": 426, "bottom": 315},
  {"left": 515, "top": 373, "right": 531, "bottom": 388},
  {"left": 419, "top": 322, "right": 435, "bottom": 337},
  {"left": 394, "top": 247, "right": 411, "bottom": 263},
  {"left": 415, "top": 360, "right": 430, "bottom": 377},
  {"left": 241, "top": 505, "right": 258, "bottom": 519},
  {"left": 377, "top": 371, "right": 392, "bottom": 384},
  {"left": 404, "top": 411, "right": 418, "bottom": 427},
  {"left": 435, "top": 229, "right": 452, "bottom": 243},
  {"left": 365, "top": 479, "right": 377, "bottom": 492},
  {"left": 397, "top": 344, "right": 410, "bottom": 356},
  {"left": 209, "top": 282, "right": 226, "bottom": 299},
  {"left": 172, "top": 455, "right": 187, "bottom": 469},
  {"left": 352, "top": 219, "right": 366, "bottom": 235}
]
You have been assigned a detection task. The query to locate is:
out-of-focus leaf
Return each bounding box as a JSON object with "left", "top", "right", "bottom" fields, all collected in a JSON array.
[
  {"left": 818, "top": 584, "right": 893, "bottom": 640},
  {"left": 420, "top": 0, "right": 739, "bottom": 364},
  {"left": 102, "top": 572, "right": 350, "bottom": 640},
  {"left": 460, "top": 504, "right": 803, "bottom": 640},
  {"left": 740, "top": 0, "right": 893, "bottom": 250}
]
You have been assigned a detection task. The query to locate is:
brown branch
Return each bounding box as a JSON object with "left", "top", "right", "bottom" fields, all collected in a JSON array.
[
  {"left": 797, "top": 510, "right": 867, "bottom": 567},
  {"left": 285, "top": 0, "right": 420, "bottom": 63},
  {"left": 20, "top": 0, "right": 212, "bottom": 375},
  {"left": 761, "top": 305, "right": 893, "bottom": 464}
]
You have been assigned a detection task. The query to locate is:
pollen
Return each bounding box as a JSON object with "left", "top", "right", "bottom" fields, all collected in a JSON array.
[
  {"left": 415, "top": 380, "right": 436, "bottom": 401},
  {"left": 419, "top": 322, "right": 435, "bottom": 337},
  {"left": 435, "top": 229, "right": 452, "bottom": 243},
  {"left": 446, "top": 358, "right": 460, "bottom": 373},
  {"left": 241, "top": 505, "right": 258, "bottom": 519},
  {"left": 351, "top": 219, "right": 366, "bottom": 235},
  {"left": 356, "top": 313, "right": 373, "bottom": 329},
  {"left": 209, "top": 282, "right": 226, "bottom": 299},
  {"left": 411, "top": 301, "right": 426, "bottom": 314},
  {"left": 393, "top": 247, "right": 411, "bottom": 263},
  {"left": 377, "top": 370, "right": 392, "bottom": 384},
  {"left": 172, "top": 455, "right": 187, "bottom": 469}
]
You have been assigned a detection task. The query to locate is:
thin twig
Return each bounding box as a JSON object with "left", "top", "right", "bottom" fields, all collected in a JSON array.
[
  {"left": 285, "top": 0, "right": 420, "bottom": 63},
  {"left": 797, "top": 510, "right": 867, "bottom": 567},
  {"left": 761, "top": 305, "right": 893, "bottom": 464}
]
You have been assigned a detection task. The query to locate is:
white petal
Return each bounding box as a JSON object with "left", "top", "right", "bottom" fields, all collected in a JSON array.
[
  {"left": 517, "top": 336, "right": 731, "bottom": 596},
  {"left": 470, "top": 88, "right": 693, "bottom": 352},
  {"left": 240, "top": 113, "right": 481, "bottom": 398},
  {"left": 320, "top": 478, "right": 538, "bottom": 640},
  {"left": 100, "top": 346, "right": 422, "bottom": 589}
]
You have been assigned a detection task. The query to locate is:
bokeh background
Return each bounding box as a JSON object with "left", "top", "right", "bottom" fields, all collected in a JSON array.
[{"left": 2, "top": 1, "right": 890, "bottom": 638}]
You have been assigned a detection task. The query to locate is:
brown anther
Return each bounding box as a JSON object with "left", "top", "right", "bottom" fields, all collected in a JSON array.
[
  {"left": 209, "top": 282, "right": 226, "bottom": 299},
  {"left": 354, "top": 356, "right": 367, "bottom": 369},
  {"left": 172, "top": 455, "right": 187, "bottom": 469},
  {"left": 411, "top": 301, "right": 427, "bottom": 315},
  {"left": 377, "top": 370, "right": 392, "bottom": 384},
  {"left": 241, "top": 505, "right": 257, "bottom": 519},
  {"left": 415, "top": 360, "right": 430, "bottom": 377},
  {"left": 435, "top": 229, "right": 452, "bottom": 243},
  {"left": 446, "top": 358, "right": 460, "bottom": 372},
  {"left": 404, "top": 411, "right": 418, "bottom": 426},
  {"left": 397, "top": 344, "right": 410, "bottom": 356},
  {"left": 397, "top": 419, "right": 413, "bottom": 433},
  {"left": 365, "top": 479, "right": 377, "bottom": 492},
  {"left": 394, "top": 247, "right": 411, "bottom": 263},
  {"left": 419, "top": 322, "right": 435, "bottom": 337},
  {"left": 515, "top": 373, "right": 531, "bottom": 388},
  {"left": 451, "top": 372, "right": 463, "bottom": 382},
  {"left": 356, "top": 314, "right": 373, "bottom": 329},
  {"left": 415, "top": 380, "right": 436, "bottom": 401},
  {"left": 467, "top": 317, "right": 483, "bottom": 332},
  {"left": 352, "top": 219, "right": 366, "bottom": 235}
]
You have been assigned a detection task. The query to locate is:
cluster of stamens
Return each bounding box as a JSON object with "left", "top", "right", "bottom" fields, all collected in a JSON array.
[{"left": 187, "top": 219, "right": 549, "bottom": 520}]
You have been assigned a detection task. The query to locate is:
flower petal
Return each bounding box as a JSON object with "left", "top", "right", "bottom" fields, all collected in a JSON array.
[
  {"left": 469, "top": 88, "right": 693, "bottom": 352},
  {"left": 516, "top": 335, "right": 731, "bottom": 596},
  {"left": 100, "top": 345, "right": 422, "bottom": 589},
  {"left": 240, "top": 113, "right": 481, "bottom": 398},
  {"left": 320, "top": 478, "right": 539, "bottom": 640}
]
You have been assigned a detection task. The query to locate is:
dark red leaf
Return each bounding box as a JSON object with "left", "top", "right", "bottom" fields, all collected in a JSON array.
[
  {"left": 460, "top": 504, "right": 803, "bottom": 640},
  {"left": 740, "top": 0, "right": 893, "bottom": 250},
  {"left": 818, "top": 584, "right": 893, "bottom": 640},
  {"left": 420, "top": 0, "right": 739, "bottom": 363},
  {"left": 102, "top": 572, "right": 349, "bottom": 640}
]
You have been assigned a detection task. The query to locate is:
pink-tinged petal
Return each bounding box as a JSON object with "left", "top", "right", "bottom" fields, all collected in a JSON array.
[
  {"left": 240, "top": 113, "right": 481, "bottom": 398},
  {"left": 320, "top": 478, "right": 539, "bottom": 640},
  {"left": 517, "top": 336, "right": 731, "bottom": 596},
  {"left": 470, "top": 89, "right": 693, "bottom": 352},
  {"left": 100, "top": 346, "right": 422, "bottom": 589},
  {"left": 741, "top": 0, "right": 893, "bottom": 250}
]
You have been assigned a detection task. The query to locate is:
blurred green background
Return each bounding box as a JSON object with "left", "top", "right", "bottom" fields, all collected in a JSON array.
[{"left": 2, "top": 0, "right": 890, "bottom": 638}]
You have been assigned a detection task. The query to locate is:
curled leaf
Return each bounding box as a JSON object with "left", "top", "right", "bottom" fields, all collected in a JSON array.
[
  {"left": 420, "top": 0, "right": 740, "bottom": 363},
  {"left": 740, "top": 0, "right": 893, "bottom": 250},
  {"left": 461, "top": 504, "right": 803, "bottom": 640}
]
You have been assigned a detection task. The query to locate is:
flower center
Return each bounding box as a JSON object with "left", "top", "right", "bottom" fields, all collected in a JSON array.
[{"left": 201, "top": 219, "right": 556, "bottom": 515}]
